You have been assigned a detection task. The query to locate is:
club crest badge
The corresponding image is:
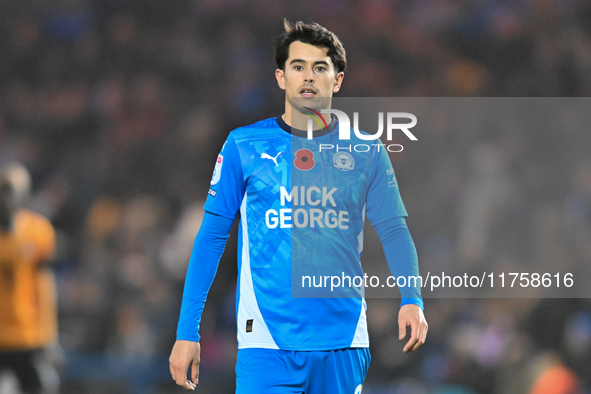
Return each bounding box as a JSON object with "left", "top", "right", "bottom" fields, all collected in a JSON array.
[{"left": 333, "top": 152, "right": 355, "bottom": 171}]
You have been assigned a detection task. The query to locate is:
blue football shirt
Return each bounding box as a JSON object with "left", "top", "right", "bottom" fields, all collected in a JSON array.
[{"left": 204, "top": 116, "right": 410, "bottom": 350}]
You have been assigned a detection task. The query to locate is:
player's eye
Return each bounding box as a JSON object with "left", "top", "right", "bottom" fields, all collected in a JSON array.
[
  {"left": 315, "top": 66, "right": 326, "bottom": 72},
  {"left": 294, "top": 65, "right": 303, "bottom": 71}
]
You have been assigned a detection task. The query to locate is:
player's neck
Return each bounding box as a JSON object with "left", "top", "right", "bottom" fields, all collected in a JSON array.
[{"left": 283, "top": 104, "right": 331, "bottom": 131}]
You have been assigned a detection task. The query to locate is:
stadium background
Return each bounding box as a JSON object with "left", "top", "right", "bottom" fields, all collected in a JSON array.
[{"left": 1, "top": 0, "right": 590, "bottom": 393}]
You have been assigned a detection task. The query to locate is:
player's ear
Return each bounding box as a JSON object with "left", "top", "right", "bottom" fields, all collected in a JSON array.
[
  {"left": 333, "top": 71, "right": 344, "bottom": 93},
  {"left": 275, "top": 69, "right": 286, "bottom": 90}
]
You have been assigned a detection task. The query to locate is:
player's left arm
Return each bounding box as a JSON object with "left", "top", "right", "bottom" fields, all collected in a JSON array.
[
  {"left": 366, "top": 144, "right": 427, "bottom": 352},
  {"left": 374, "top": 217, "right": 428, "bottom": 352}
]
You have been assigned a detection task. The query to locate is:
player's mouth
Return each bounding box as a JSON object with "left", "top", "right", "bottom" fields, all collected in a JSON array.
[{"left": 299, "top": 87, "right": 317, "bottom": 97}]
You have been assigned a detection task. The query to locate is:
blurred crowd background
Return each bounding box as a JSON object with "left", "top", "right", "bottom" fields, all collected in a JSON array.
[{"left": 1, "top": 0, "right": 591, "bottom": 393}]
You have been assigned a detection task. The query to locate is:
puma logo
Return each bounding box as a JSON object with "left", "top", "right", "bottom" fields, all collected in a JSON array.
[{"left": 261, "top": 152, "right": 282, "bottom": 166}]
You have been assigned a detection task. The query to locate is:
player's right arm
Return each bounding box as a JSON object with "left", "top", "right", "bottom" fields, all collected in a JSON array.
[
  {"left": 170, "top": 134, "right": 244, "bottom": 389},
  {"left": 170, "top": 211, "right": 234, "bottom": 389}
]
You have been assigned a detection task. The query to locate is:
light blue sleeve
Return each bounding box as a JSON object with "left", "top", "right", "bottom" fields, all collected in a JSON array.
[
  {"left": 365, "top": 146, "right": 421, "bottom": 309},
  {"left": 203, "top": 133, "right": 245, "bottom": 220},
  {"left": 176, "top": 212, "right": 235, "bottom": 341},
  {"left": 374, "top": 217, "right": 423, "bottom": 310},
  {"left": 365, "top": 145, "right": 408, "bottom": 226}
]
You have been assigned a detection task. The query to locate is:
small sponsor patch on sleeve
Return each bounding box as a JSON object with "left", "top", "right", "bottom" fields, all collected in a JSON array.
[
  {"left": 246, "top": 319, "right": 253, "bottom": 333},
  {"left": 387, "top": 169, "right": 397, "bottom": 187},
  {"left": 208, "top": 188, "right": 217, "bottom": 197}
]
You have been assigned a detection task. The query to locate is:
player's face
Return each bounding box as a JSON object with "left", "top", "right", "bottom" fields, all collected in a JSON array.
[{"left": 275, "top": 41, "right": 344, "bottom": 114}]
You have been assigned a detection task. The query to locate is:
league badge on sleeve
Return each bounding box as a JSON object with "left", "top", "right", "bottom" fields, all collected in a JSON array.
[{"left": 211, "top": 154, "right": 223, "bottom": 185}]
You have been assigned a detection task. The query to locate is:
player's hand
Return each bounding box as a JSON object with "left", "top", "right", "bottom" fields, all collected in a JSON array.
[
  {"left": 169, "top": 340, "right": 201, "bottom": 390},
  {"left": 398, "top": 304, "right": 428, "bottom": 352}
]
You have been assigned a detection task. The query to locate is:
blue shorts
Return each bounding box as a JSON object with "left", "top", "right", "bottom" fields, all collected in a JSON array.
[{"left": 236, "top": 347, "right": 370, "bottom": 394}]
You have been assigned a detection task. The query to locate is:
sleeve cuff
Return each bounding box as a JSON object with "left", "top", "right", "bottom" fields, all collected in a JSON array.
[{"left": 401, "top": 297, "right": 424, "bottom": 310}]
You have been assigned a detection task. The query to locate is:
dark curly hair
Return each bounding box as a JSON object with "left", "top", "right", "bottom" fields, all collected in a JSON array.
[{"left": 274, "top": 19, "right": 347, "bottom": 73}]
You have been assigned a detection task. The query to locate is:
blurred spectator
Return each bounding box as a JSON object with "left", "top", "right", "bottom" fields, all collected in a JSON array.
[{"left": 0, "top": 163, "right": 60, "bottom": 394}]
